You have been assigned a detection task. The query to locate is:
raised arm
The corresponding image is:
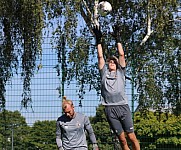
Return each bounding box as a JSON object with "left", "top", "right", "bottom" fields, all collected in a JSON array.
[
  {"left": 93, "top": 26, "right": 105, "bottom": 70},
  {"left": 117, "top": 42, "right": 126, "bottom": 67},
  {"left": 112, "top": 25, "right": 126, "bottom": 67},
  {"left": 97, "top": 44, "right": 105, "bottom": 70}
]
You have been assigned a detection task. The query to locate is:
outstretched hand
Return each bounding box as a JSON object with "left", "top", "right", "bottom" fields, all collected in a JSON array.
[
  {"left": 93, "top": 26, "right": 102, "bottom": 45},
  {"left": 111, "top": 25, "right": 122, "bottom": 43}
]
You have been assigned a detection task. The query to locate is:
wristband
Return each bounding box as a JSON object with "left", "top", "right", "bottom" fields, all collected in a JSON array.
[
  {"left": 115, "top": 37, "right": 121, "bottom": 44},
  {"left": 96, "top": 37, "right": 102, "bottom": 45}
]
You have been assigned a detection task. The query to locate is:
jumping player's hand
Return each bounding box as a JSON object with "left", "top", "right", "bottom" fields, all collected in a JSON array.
[
  {"left": 112, "top": 25, "right": 122, "bottom": 43},
  {"left": 93, "top": 26, "right": 102, "bottom": 45}
]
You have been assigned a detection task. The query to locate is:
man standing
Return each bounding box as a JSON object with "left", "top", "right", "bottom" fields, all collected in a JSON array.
[
  {"left": 56, "top": 96, "right": 99, "bottom": 150},
  {"left": 93, "top": 25, "right": 140, "bottom": 150}
]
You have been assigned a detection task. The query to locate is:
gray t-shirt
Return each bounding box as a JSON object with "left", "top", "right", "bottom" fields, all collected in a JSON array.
[
  {"left": 56, "top": 112, "right": 97, "bottom": 150},
  {"left": 100, "top": 64, "right": 128, "bottom": 105}
]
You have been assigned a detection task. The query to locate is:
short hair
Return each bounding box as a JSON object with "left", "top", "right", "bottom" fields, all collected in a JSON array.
[
  {"left": 62, "top": 96, "right": 73, "bottom": 111},
  {"left": 107, "top": 56, "right": 119, "bottom": 69}
]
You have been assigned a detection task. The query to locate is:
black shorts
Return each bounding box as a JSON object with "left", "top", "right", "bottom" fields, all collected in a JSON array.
[{"left": 104, "top": 105, "right": 134, "bottom": 136}]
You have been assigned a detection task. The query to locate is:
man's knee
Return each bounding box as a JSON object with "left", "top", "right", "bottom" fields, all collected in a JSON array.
[
  {"left": 127, "top": 132, "right": 138, "bottom": 142},
  {"left": 119, "top": 132, "right": 128, "bottom": 145}
]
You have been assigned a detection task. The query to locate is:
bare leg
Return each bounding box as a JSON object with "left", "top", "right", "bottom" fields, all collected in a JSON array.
[
  {"left": 127, "top": 132, "right": 140, "bottom": 150},
  {"left": 119, "top": 132, "right": 130, "bottom": 150}
]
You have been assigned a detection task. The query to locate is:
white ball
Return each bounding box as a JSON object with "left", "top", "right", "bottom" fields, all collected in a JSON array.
[{"left": 98, "top": 1, "right": 112, "bottom": 16}]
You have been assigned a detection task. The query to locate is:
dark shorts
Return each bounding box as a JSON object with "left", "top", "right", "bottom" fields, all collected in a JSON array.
[{"left": 104, "top": 105, "right": 134, "bottom": 136}]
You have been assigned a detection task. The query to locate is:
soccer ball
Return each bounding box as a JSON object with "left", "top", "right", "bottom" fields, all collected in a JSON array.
[{"left": 98, "top": 1, "right": 112, "bottom": 16}]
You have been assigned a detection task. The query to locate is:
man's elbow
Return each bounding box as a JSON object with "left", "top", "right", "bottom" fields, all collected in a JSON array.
[
  {"left": 98, "top": 56, "right": 103, "bottom": 61},
  {"left": 119, "top": 51, "right": 125, "bottom": 56}
]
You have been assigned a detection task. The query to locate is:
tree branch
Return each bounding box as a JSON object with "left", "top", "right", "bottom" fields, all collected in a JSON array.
[
  {"left": 140, "top": 6, "right": 153, "bottom": 46},
  {"left": 93, "top": 0, "right": 99, "bottom": 27},
  {"left": 82, "top": 0, "right": 94, "bottom": 25}
]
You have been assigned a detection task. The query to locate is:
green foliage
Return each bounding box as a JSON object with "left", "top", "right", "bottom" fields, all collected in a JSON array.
[
  {"left": 0, "top": 110, "right": 28, "bottom": 149},
  {"left": 0, "top": 0, "right": 44, "bottom": 108},
  {"left": 134, "top": 111, "right": 181, "bottom": 149},
  {"left": 0, "top": 110, "right": 57, "bottom": 149},
  {"left": 1, "top": 108, "right": 181, "bottom": 149},
  {"left": 24, "top": 120, "right": 57, "bottom": 150}
]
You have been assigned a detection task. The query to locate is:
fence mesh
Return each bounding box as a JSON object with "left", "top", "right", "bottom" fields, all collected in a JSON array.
[{"left": 1, "top": 34, "right": 180, "bottom": 150}]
